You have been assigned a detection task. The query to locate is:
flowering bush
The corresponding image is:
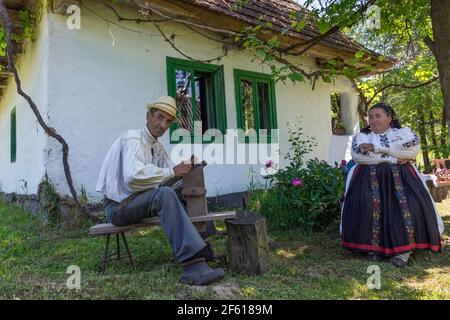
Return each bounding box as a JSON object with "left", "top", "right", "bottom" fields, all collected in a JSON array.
[{"left": 248, "top": 117, "right": 345, "bottom": 232}]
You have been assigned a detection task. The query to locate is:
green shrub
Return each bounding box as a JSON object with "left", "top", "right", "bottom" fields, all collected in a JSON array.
[
  {"left": 249, "top": 117, "right": 345, "bottom": 233},
  {"left": 37, "top": 173, "right": 60, "bottom": 226}
]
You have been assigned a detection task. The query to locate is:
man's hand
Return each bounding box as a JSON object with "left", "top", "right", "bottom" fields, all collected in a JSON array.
[
  {"left": 359, "top": 143, "right": 375, "bottom": 153},
  {"left": 172, "top": 162, "right": 192, "bottom": 177}
]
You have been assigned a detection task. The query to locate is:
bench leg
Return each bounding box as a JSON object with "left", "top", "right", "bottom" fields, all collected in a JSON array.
[
  {"left": 100, "top": 233, "right": 134, "bottom": 273},
  {"left": 102, "top": 234, "right": 111, "bottom": 273},
  {"left": 121, "top": 232, "right": 134, "bottom": 268}
]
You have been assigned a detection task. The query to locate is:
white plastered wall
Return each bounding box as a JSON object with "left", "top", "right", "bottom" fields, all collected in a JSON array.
[{"left": 5, "top": 0, "right": 359, "bottom": 200}]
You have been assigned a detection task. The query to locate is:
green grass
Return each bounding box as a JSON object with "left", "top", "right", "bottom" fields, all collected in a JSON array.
[{"left": 0, "top": 200, "right": 449, "bottom": 300}]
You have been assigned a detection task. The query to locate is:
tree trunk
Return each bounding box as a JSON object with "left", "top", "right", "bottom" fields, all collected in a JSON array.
[
  {"left": 225, "top": 210, "right": 271, "bottom": 275},
  {"left": 429, "top": 109, "right": 439, "bottom": 159},
  {"left": 440, "top": 106, "right": 447, "bottom": 149},
  {"left": 417, "top": 104, "right": 431, "bottom": 172},
  {"left": 428, "top": 0, "right": 450, "bottom": 140}
]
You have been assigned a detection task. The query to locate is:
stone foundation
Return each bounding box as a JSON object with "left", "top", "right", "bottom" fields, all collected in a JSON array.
[
  {"left": 0, "top": 190, "right": 247, "bottom": 223},
  {"left": 0, "top": 191, "right": 102, "bottom": 223}
]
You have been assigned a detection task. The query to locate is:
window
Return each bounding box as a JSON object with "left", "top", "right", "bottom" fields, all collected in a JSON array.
[
  {"left": 330, "top": 92, "right": 345, "bottom": 134},
  {"left": 234, "top": 69, "right": 277, "bottom": 143},
  {"left": 166, "top": 57, "right": 227, "bottom": 143},
  {"left": 10, "top": 107, "right": 16, "bottom": 163}
]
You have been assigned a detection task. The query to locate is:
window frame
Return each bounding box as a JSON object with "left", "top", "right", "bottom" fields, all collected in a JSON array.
[
  {"left": 10, "top": 107, "right": 16, "bottom": 163},
  {"left": 330, "top": 92, "right": 345, "bottom": 135},
  {"left": 166, "top": 57, "right": 227, "bottom": 144},
  {"left": 234, "top": 69, "right": 278, "bottom": 143}
]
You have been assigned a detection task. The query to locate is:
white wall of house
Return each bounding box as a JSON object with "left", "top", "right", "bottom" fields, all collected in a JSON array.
[
  {"left": 0, "top": 1, "right": 50, "bottom": 195},
  {"left": 3, "top": 0, "right": 359, "bottom": 201}
]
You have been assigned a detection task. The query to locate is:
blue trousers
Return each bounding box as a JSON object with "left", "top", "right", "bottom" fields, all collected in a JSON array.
[{"left": 104, "top": 187, "right": 207, "bottom": 262}]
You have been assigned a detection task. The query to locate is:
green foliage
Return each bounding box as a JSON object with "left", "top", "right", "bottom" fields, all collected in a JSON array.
[
  {"left": 248, "top": 117, "right": 344, "bottom": 233},
  {"left": 284, "top": 117, "right": 317, "bottom": 167},
  {"left": 232, "top": 0, "right": 379, "bottom": 85},
  {"left": 230, "top": 0, "right": 251, "bottom": 11},
  {"left": 18, "top": 10, "right": 37, "bottom": 42},
  {"left": 334, "top": 119, "right": 345, "bottom": 129},
  {"left": 352, "top": 0, "right": 432, "bottom": 58},
  {"left": 261, "top": 160, "right": 344, "bottom": 233},
  {"left": 37, "top": 173, "right": 60, "bottom": 226},
  {"left": 354, "top": 29, "right": 445, "bottom": 161},
  {"left": 80, "top": 185, "right": 88, "bottom": 206},
  {"left": 0, "top": 9, "right": 37, "bottom": 60},
  {"left": 0, "top": 29, "right": 6, "bottom": 57},
  {"left": 348, "top": 0, "right": 447, "bottom": 163}
]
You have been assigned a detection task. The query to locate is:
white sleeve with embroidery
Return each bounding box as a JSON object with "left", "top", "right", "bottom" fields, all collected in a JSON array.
[
  {"left": 121, "top": 137, "right": 174, "bottom": 192},
  {"left": 351, "top": 132, "right": 383, "bottom": 164},
  {"left": 377, "top": 127, "right": 420, "bottom": 160}
]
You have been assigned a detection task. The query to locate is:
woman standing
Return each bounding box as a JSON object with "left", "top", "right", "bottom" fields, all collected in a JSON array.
[{"left": 341, "top": 103, "right": 444, "bottom": 267}]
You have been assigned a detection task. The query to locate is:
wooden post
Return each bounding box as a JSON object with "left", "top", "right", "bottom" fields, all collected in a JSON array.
[
  {"left": 181, "top": 162, "right": 208, "bottom": 233},
  {"left": 225, "top": 210, "right": 271, "bottom": 275}
]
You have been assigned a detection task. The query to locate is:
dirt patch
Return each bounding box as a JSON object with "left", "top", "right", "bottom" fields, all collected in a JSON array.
[{"left": 190, "top": 281, "right": 242, "bottom": 299}]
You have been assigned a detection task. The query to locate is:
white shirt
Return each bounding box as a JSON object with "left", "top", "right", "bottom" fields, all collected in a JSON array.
[
  {"left": 96, "top": 126, "right": 174, "bottom": 202},
  {"left": 351, "top": 127, "right": 420, "bottom": 164}
]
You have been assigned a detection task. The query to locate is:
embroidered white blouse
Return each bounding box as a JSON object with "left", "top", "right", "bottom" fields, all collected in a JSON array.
[
  {"left": 96, "top": 126, "right": 174, "bottom": 202},
  {"left": 351, "top": 127, "right": 420, "bottom": 164}
]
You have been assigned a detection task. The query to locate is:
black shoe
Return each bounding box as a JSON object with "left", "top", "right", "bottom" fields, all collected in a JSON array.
[
  {"left": 189, "top": 243, "right": 215, "bottom": 262},
  {"left": 180, "top": 258, "right": 225, "bottom": 286},
  {"left": 390, "top": 256, "right": 408, "bottom": 268}
]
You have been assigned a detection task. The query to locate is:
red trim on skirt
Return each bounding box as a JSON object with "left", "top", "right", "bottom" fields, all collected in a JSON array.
[{"left": 341, "top": 241, "right": 441, "bottom": 254}]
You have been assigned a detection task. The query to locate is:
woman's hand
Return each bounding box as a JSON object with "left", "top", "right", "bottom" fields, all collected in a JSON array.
[{"left": 358, "top": 143, "right": 375, "bottom": 153}]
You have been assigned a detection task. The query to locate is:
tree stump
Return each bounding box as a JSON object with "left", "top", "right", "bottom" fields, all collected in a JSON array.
[{"left": 225, "top": 210, "right": 271, "bottom": 275}]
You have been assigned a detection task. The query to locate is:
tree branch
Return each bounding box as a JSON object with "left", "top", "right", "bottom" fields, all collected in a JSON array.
[
  {"left": 145, "top": 11, "right": 229, "bottom": 63},
  {"left": 182, "top": 24, "right": 226, "bottom": 44},
  {"left": 81, "top": 0, "right": 163, "bottom": 36},
  {"left": 424, "top": 35, "right": 437, "bottom": 57},
  {"left": 100, "top": 0, "right": 168, "bottom": 24},
  {"left": 366, "top": 76, "right": 440, "bottom": 106},
  {"left": 282, "top": 0, "right": 377, "bottom": 56}
]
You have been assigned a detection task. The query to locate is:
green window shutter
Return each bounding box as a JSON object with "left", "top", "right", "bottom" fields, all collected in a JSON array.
[
  {"left": 10, "top": 107, "right": 16, "bottom": 163},
  {"left": 213, "top": 65, "right": 227, "bottom": 136},
  {"left": 166, "top": 57, "right": 227, "bottom": 144},
  {"left": 234, "top": 69, "right": 277, "bottom": 143}
]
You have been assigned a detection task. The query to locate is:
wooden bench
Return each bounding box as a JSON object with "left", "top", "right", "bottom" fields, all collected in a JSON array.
[
  {"left": 89, "top": 211, "right": 236, "bottom": 273},
  {"left": 89, "top": 163, "right": 271, "bottom": 275},
  {"left": 89, "top": 163, "right": 237, "bottom": 272}
]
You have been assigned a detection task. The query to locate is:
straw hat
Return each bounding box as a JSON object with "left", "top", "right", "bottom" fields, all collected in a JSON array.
[{"left": 146, "top": 96, "right": 178, "bottom": 120}]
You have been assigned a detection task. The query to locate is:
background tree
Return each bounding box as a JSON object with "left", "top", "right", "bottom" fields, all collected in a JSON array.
[{"left": 346, "top": 0, "right": 448, "bottom": 169}]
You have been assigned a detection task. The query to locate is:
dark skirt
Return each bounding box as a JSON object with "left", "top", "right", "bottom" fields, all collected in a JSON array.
[{"left": 341, "top": 163, "right": 441, "bottom": 256}]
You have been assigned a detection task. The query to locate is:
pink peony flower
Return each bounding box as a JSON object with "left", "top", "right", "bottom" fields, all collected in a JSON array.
[
  {"left": 291, "top": 178, "right": 302, "bottom": 187},
  {"left": 340, "top": 159, "right": 347, "bottom": 167},
  {"left": 265, "top": 160, "right": 274, "bottom": 168}
]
